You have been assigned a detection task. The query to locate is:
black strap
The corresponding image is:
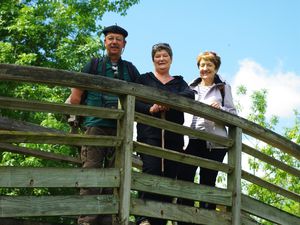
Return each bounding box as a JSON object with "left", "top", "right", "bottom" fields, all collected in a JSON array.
[
  {"left": 90, "top": 57, "right": 100, "bottom": 74},
  {"left": 218, "top": 85, "right": 225, "bottom": 106},
  {"left": 125, "top": 61, "right": 138, "bottom": 82},
  {"left": 118, "top": 59, "right": 124, "bottom": 80},
  {"left": 101, "top": 57, "right": 106, "bottom": 76}
]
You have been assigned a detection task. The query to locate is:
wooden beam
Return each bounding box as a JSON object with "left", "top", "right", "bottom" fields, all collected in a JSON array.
[
  {"left": 227, "top": 127, "right": 242, "bottom": 225},
  {"left": 242, "top": 195, "right": 300, "bottom": 225},
  {"left": 242, "top": 170, "right": 300, "bottom": 202},
  {"left": 131, "top": 198, "right": 231, "bottom": 225},
  {"left": 115, "top": 95, "right": 135, "bottom": 225},
  {"left": 132, "top": 171, "right": 232, "bottom": 207},
  {"left": 0, "top": 130, "right": 122, "bottom": 146},
  {"left": 0, "top": 96, "right": 124, "bottom": 119},
  {"left": 135, "top": 112, "right": 233, "bottom": 147},
  {"left": 133, "top": 141, "right": 233, "bottom": 174},
  {"left": 0, "top": 143, "right": 81, "bottom": 164},
  {"left": 0, "top": 116, "right": 64, "bottom": 133},
  {"left": 0, "top": 167, "right": 120, "bottom": 188},
  {"left": 0, "top": 218, "right": 59, "bottom": 225},
  {"left": 243, "top": 144, "right": 300, "bottom": 177},
  {"left": 0, "top": 195, "right": 118, "bottom": 217},
  {"left": 1, "top": 64, "right": 299, "bottom": 159}
]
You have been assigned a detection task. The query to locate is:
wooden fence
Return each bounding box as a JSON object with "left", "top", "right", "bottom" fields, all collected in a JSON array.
[{"left": 0, "top": 64, "right": 299, "bottom": 225}]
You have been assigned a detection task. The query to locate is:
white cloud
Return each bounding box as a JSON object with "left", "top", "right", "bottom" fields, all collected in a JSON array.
[{"left": 231, "top": 59, "right": 300, "bottom": 119}]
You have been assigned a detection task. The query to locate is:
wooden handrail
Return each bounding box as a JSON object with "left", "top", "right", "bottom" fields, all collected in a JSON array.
[
  {"left": 0, "top": 63, "right": 299, "bottom": 224},
  {"left": 1, "top": 63, "right": 299, "bottom": 160}
]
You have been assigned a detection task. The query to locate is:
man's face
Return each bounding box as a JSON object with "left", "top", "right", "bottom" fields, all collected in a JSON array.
[{"left": 104, "top": 33, "right": 126, "bottom": 58}]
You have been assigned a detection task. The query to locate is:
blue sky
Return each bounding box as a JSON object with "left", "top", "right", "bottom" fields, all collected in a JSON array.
[{"left": 100, "top": 0, "right": 300, "bottom": 133}]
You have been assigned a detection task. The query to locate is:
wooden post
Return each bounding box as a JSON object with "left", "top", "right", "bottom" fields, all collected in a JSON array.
[
  {"left": 115, "top": 94, "right": 135, "bottom": 225},
  {"left": 227, "top": 126, "right": 242, "bottom": 225}
]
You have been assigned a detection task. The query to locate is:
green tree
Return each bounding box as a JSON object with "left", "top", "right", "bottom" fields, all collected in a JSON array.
[
  {"left": 0, "top": 0, "right": 140, "bottom": 124},
  {"left": 1, "top": 0, "right": 139, "bottom": 70},
  {"left": 0, "top": 2, "right": 139, "bottom": 223},
  {"left": 236, "top": 86, "right": 300, "bottom": 224},
  {"left": 0, "top": 0, "right": 140, "bottom": 105}
]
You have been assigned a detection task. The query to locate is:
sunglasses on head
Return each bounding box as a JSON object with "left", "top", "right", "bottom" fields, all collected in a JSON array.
[{"left": 152, "top": 43, "right": 171, "bottom": 50}]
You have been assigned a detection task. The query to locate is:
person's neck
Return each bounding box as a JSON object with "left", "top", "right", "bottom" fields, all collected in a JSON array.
[
  {"left": 108, "top": 55, "right": 121, "bottom": 63},
  {"left": 200, "top": 79, "right": 214, "bottom": 86},
  {"left": 154, "top": 71, "right": 172, "bottom": 84}
]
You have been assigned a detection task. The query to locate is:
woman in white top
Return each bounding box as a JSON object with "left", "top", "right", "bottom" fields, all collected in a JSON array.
[{"left": 179, "top": 51, "right": 237, "bottom": 215}]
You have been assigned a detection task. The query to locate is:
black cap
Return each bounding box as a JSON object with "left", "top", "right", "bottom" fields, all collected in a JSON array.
[{"left": 102, "top": 25, "right": 128, "bottom": 38}]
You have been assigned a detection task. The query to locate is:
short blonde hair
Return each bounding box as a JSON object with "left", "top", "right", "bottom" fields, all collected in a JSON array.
[{"left": 196, "top": 51, "right": 221, "bottom": 70}]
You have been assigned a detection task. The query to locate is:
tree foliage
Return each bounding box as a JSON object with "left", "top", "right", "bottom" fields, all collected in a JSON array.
[
  {"left": 1, "top": 0, "right": 139, "bottom": 70},
  {"left": 0, "top": 2, "right": 139, "bottom": 223},
  {"left": 0, "top": 0, "right": 139, "bottom": 121},
  {"left": 236, "top": 86, "right": 300, "bottom": 223}
]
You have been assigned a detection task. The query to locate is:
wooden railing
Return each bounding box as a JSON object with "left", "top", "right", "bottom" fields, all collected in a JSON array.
[{"left": 0, "top": 64, "right": 299, "bottom": 225}]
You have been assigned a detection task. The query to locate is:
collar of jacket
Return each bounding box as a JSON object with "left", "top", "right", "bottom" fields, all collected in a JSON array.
[
  {"left": 103, "top": 55, "right": 124, "bottom": 64},
  {"left": 148, "top": 72, "right": 184, "bottom": 83},
  {"left": 189, "top": 74, "right": 225, "bottom": 87}
]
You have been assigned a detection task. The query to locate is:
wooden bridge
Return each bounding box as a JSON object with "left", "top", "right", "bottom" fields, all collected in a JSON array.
[{"left": 0, "top": 64, "right": 299, "bottom": 225}]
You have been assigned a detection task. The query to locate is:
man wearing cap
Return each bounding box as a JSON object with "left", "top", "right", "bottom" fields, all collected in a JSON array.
[{"left": 70, "top": 25, "right": 140, "bottom": 225}]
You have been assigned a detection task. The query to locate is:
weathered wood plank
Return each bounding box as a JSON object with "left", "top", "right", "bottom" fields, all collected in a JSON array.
[
  {"left": 0, "top": 195, "right": 118, "bottom": 217},
  {"left": 0, "top": 143, "right": 143, "bottom": 168},
  {"left": 241, "top": 213, "right": 260, "bottom": 225},
  {"left": 0, "top": 145, "right": 142, "bottom": 172},
  {"left": 132, "top": 171, "right": 232, "bottom": 206},
  {"left": 115, "top": 95, "right": 135, "bottom": 224},
  {"left": 0, "top": 143, "right": 81, "bottom": 164},
  {"left": 0, "top": 130, "right": 122, "bottom": 146},
  {"left": 241, "top": 195, "right": 300, "bottom": 225},
  {"left": 135, "top": 112, "right": 233, "bottom": 147},
  {"left": 0, "top": 116, "right": 64, "bottom": 133},
  {"left": 227, "top": 127, "right": 242, "bottom": 225},
  {"left": 0, "top": 218, "right": 59, "bottom": 225},
  {"left": 0, "top": 167, "right": 120, "bottom": 188},
  {"left": 242, "top": 170, "right": 300, "bottom": 202},
  {"left": 131, "top": 198, "right": 231, "bottom": 225},
  {"left": 241, "top": 123, "right": 300, "bottom": 161},
  {"left": 0, "top": 64, "right": 299, "bottom": 159},
  {"left": 133, "top": 141, "right": 233, "bottom": 174},
  {"left": 243, "top": 144, "right": 300, "bottom": 178},
  {"left": 1, "top": 64, "right": 300, "bottom": 224},
  {"left": 0, "top": 96, "right": 124, "bottom": 119},
  {"left": 0, "top": 218, "right": 137, "bottom": 225}
]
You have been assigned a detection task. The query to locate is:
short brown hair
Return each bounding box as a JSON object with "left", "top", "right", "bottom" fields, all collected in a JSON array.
[
  {"left": 196, "top": 51, "right": 221, "bottom": 70},
  {"left": 152, "top": 43, "right": 173, "bottom": 61}
]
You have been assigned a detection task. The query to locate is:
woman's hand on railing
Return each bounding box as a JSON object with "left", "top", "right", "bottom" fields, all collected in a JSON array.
[
  {"left": 210, "top": 101, "right": 221, "bottom": 109},
  {"left": 149, "top": 104, "right": 169, "bottom": 114}
]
